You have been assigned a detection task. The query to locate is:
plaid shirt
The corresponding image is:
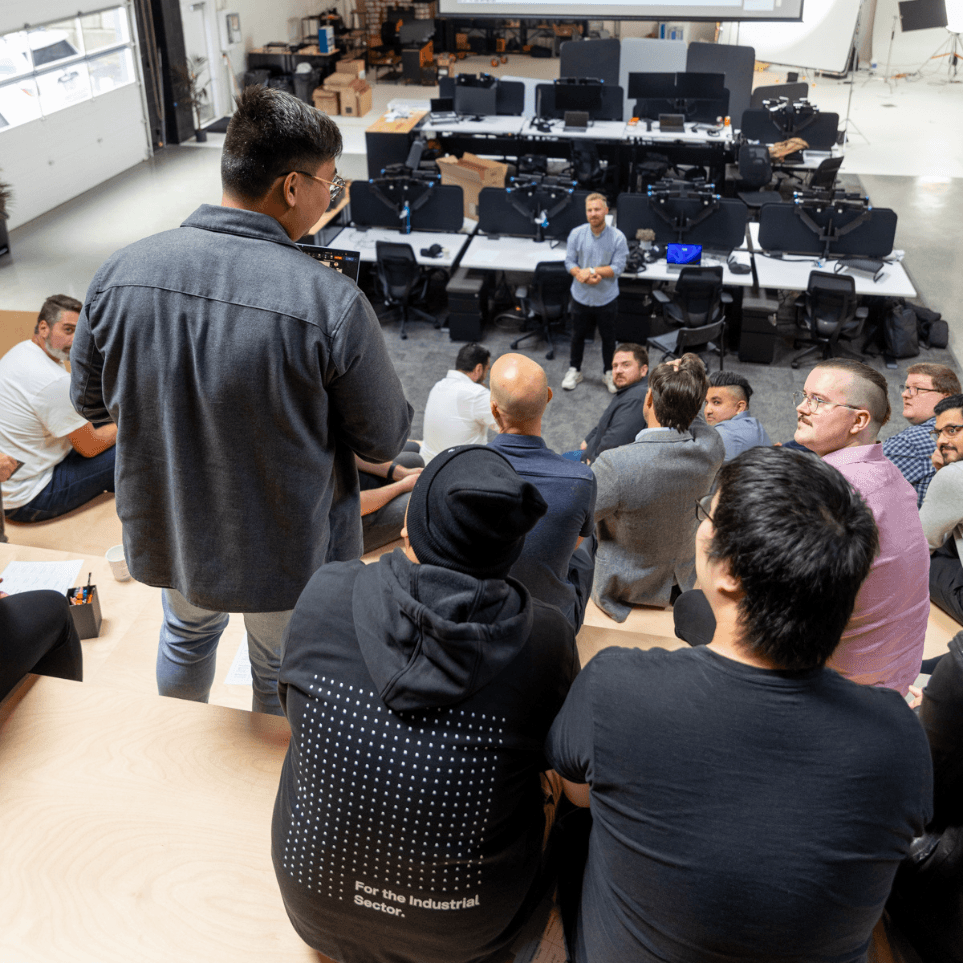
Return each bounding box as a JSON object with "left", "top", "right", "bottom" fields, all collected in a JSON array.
[{"left": 882, "top": 417, "right": 936, "bottom": 508}]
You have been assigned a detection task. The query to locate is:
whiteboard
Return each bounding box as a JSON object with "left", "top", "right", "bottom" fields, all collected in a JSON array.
[{"left": 719, "top": 0, "right": 862, "bottom": 74}]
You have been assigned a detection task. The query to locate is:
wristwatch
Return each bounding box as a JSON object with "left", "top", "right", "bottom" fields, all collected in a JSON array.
[{"left": 590, "top": 266, "right": 597, "bottom": 277}]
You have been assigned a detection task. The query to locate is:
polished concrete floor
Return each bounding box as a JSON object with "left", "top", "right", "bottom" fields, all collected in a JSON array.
[{"left": 1, "top": 55, "right": 962, "bottom": 448}]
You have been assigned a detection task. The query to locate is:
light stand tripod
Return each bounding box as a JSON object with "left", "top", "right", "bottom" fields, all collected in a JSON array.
[
  {"left": 927, "top": 29, "right": 963, "bottom": 82},
  {"left": 840, "top": 0, "right": 869, "bottom": 145}
]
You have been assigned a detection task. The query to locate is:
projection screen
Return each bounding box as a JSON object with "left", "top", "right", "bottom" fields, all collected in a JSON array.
[{"left": 437, "top": 0, "right": 805, "bottom": 23}]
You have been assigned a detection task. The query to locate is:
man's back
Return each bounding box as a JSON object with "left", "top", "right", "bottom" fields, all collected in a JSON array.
[
  {"left": 71, "top": 205, "right": 411, "bottom": 612},
  {"left": 592, "top": 415, "right": 724, "bottom": 617},
  {"left": 823, "top": 445, "right": 930, "bottom": 694},
  {"left": 547, "top": 645, "right": 932, "bottom": 963},
  {"left": 420, "top": 370, "right": 495, "bottom": 463},
  {"left": 273, "top": 551, "right": 578, "bottom": 963},
  {"left": 489, "top": 433, "right": 596, "bottom": 619}
]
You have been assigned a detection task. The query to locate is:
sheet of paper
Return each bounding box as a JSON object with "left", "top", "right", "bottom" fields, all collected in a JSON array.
[
  {"left": 0, "top": 559, "right": 84, "bottom": 597},
  {"left": 225, "top": 634, "right": 253, "bottom": 686}
]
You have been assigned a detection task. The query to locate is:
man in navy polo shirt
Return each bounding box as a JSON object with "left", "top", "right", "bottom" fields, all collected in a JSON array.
[{"left": 489, "top": 353, "right": 597, "bottom": 630}]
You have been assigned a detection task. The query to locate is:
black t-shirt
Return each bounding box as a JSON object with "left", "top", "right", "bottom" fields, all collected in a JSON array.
[{"left": 546, "top": 646, "right": 933, "bottom": 963}]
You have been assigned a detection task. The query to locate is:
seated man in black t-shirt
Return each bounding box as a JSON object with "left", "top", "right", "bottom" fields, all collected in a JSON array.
[{"left": 547, "top": 446, "right": 933, "bottom": 963}]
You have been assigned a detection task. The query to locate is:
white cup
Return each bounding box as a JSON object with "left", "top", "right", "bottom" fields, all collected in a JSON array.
[{"left": 106, "top": 544, "right": 131, "bottom": 582}]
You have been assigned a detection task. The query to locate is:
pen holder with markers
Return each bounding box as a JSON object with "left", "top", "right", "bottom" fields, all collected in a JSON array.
[{"left": 66, "top": 585, "right": 103, "bottom": 639}]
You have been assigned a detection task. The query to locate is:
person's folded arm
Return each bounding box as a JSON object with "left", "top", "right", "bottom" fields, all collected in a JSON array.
[{"left": 68, "top": 422, "right": 117, "bottom": 458}]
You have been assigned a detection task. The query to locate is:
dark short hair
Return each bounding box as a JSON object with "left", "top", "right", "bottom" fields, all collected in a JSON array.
[
  {"left": 934, "top": 394, "right": 963, "bottom": 418},
  {"left": 709, "top": 447, "right": 879, "bottom": 670},
  {"left": 455, "top": 343, "right": 490, "bottom": 373},
  {"left": 814, "top": 359, "right": 891, "bottom": 429},
  {"left": 907, "top": 362, "right": 962, "bottom": 397},
  {"left": 614, "top": 343, "right": 648, "bottom": 368},
  {"left": 221, "top": 85, "right": 343, "bottom": 202},
  {"left": 649, "top": 353, "right": 709, "bottom": 432},
  {"left": 708, "top": 370, "right": 752, "bottom": 405},
  {"left": 36, "top": 294, "right": 82, "bottom": 333}
]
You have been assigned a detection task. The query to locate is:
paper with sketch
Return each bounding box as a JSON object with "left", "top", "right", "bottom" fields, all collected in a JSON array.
[
  {"left": 225, "top": 635, "right": 253, "bottom": 686},
  {"left": 0, "top": 559, "right": 84, "bottom": 597}
]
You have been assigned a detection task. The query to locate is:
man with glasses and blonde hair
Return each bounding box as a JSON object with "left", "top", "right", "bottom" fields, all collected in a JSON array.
[
  {"left": 920, "top": 393, "right": 963, "bottom": 625},
  {"left": 675, "top": 359, "right": 929, "bottom": 695},
  {"left": 883, "top": 363, "right": 961, "bottom": 507},
  {"left": 71, "top": 85, "right": 412, "bottom": 714}
]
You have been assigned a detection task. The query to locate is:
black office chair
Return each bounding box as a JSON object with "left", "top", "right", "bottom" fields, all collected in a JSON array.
[
  {"left": 374, "top": 241, "right": 437, "bottom": 340},
  {"left": 807, "top": 155, "right": 843, "bottom": 191},
  {"left": 648, "top": 266, "right": 730, "bottom": 371},
  {"left": 568, "top": 142, "right": 616, "bottom": 194},
  {"left": 504, "top": 261, "right": 571, "bottom": 361},
  {"left": 735, "top": 144, "right": 782, "bottom": 216},
  {"left": 790, "top": 270, "right": 868, "bottom": 369}
]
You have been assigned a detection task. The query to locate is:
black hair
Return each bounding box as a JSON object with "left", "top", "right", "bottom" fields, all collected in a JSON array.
[
  {"left": 36, "top": 294, "right": 82, "bottom": 333},
  {"left": 649, "top": 353, "right": 709, "bottom": 432},
  {"left": 709, "top": 447, "right": 879, "bottom": 671},
  {"left": 455, "top": 342, "right": 491, "bottom": 373},
  {"left": 614, "top": 343, "right": 648, "bottom": 368},
  {"left": 221, "top": 85, "right": 343, "bottom": 202},
  {"left": 934, "top": 394, "right": 963, "bottom": 417},
  {"left": 708, "top": 370, "right": 752, "bottom": 405}
]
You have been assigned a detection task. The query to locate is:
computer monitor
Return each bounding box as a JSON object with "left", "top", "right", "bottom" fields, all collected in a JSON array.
[
  {"left": 454, "top": 85, "right": 497, "bottom": 117},
  {"left": 554, "top": 82, "right": 603, "bottom": 113},
  {"left": 627, "top": 72, "right": 678, "bottom": 101},
  {"left": 399, "top": 19, "right": 433, "bottom": 45},
  {"left": 430, "top": 96, "right": 454, "bottom": 113}
]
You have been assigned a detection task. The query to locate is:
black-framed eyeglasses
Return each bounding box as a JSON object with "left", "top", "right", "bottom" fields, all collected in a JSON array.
[
  {"left": 930, "top": 423, "right": 963, "bottom": 442},
  {"left": 284, "top": 169, "right": 346, "bottom": 203},
  {"left": 695, "top": 494, "right": 714, "bottom": 524},
  {"left": 792, "top": 391, "right": 864, "bottom": 414},
  {"left": 900, "top": 384, "right": 942, "bottom": 397}
]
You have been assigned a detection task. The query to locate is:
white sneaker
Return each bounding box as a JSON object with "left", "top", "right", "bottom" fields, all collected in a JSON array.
[
  {"left": 562, "top": 367, "right": 583, "bottom": 390},
  {"left": 603, "top": 371, "right": 617, "bottom": 394}
]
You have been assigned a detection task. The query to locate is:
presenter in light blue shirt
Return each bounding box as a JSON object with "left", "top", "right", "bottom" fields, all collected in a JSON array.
[{"left": 561, "top": 193, "right": 628, "bottom": 395}]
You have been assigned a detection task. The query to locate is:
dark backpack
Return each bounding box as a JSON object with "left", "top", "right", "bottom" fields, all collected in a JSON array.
[
  {"left": 916, "top": 305, "right": 949, "bottom": 349},
  {"left": 884, "top": 300, "right": 920, "bottom": 359}
]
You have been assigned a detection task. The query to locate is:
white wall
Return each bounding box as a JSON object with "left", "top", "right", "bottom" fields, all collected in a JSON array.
[{"left": 0, "top": 2, "right": 150, "bottom": 231}]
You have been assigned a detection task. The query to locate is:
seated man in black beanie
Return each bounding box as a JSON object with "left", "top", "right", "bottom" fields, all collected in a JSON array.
[{"left": 272, "top": 445, "right": 579, "bottom": 963}]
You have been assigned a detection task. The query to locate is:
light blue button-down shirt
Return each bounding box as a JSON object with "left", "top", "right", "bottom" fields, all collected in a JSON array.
[{"left": 565, "top": 222, "right": 629, "bottom": 308}]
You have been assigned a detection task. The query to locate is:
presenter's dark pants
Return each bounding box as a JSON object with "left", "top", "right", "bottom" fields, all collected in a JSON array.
[
  {"left": 930, "top": 539, "right": 963, "bottom": 626},
  {"left": 569, "top": 299, "right": 618, "bottom": 374},
  {"left": 673, "top": 589, "right": 716, "bottom": 648},
  {"left": 0, "top": 590, "right": 83, "bottom": 699}
]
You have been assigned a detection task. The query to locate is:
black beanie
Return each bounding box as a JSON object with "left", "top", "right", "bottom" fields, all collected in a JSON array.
[{"left": 405, "top": 445, "right": 548, "bottom": 579}]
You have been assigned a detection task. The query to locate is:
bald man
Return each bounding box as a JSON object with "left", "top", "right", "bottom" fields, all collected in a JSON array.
[{"left": 489, "top": 354, "right": 597, "bottom": 630}]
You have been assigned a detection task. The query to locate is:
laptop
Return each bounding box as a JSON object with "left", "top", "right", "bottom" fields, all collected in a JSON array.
[
  {"left": 658, "top": 113, "right": 686, "bottom": 133},
  {"left": 298, "top": 244, "right": 361, "bottom": 283},
  {"left": 430, "top": 96, "right": 456, "bottom": 119},
  {"left": 563, "top": 110, "right": 589, "bottom": 132},
  {"left": 666, "top": 243, "right": 702, "bottom": 271}
]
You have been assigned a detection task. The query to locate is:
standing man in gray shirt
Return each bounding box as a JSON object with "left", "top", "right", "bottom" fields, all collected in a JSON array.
[
  {"left": 561, "top": 193, "right": 629, "bottom": 395},
  {"left": 71, "top": 86, "right": 412, "bottom": 715}
]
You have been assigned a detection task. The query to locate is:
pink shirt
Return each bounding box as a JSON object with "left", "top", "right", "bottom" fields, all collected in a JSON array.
[{"left": 823, "top": 443, "right": 929, "bottom": 695}]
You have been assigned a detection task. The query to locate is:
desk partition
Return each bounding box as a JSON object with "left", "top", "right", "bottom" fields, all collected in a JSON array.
[
  {"left": 535, "top": 84, "right": 624, "bottom": 122},
  {"left": 617, "top": 192, "right": 748, "bottom": 252},
  {"left": 350, "top": 179, "right": 464, "bottom": 232},
  {"left": 757, "top": 202, "right": 898, "bottom": 258},
  {"left": 740, "top": 109, "right": 839, "bottom": 150},
  {"left": 478, "top": 185, "right": 591, "bottom": 240}
]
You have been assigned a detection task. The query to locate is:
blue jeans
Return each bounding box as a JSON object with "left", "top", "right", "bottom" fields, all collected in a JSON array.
[
  {"left": 5, "top": 447, "right": 116, "bottom": 522},
  {"left": 157, "top": 588, "right": 293, "bottom": 715}
]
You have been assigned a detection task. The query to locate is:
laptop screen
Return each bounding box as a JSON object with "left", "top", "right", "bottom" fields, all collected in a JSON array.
[
  {"left": 298, "top": 244, "right": 361, "bottom": 283},
  {"left": 666, "top": 244, "right": 702, "bottom": 267}
]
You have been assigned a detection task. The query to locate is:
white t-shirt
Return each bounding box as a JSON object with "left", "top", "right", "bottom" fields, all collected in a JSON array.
[
  {"left": 0, "top": 340, "right": 87, "bottom": 508},
  {"left": 420, "top": 369, "right": 497, "bottom": 463}
]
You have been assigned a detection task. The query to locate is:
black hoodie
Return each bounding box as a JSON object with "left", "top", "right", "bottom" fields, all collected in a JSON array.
[{"left": 272, "top": 550, "right": 579, "bottom": 963}]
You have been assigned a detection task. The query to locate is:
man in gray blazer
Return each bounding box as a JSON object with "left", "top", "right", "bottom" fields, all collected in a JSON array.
[{"left": 591, "top": 354, "right": 724, "bottom": 622}]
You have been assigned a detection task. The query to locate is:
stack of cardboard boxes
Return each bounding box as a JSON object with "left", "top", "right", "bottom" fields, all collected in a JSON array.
[
  {"left": 436, "top": 152, "right": 508, "bottom": 220},
  {"left": 311, "top": 60, "right": 372, "bottom": 117}
]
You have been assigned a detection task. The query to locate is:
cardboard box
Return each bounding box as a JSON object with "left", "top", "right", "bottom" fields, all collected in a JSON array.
[
  {"left": 336, "top": 58, "right": 366, "bottom": 79},
  {"left": 312, "top": 87, "right": 340, "bottom": 115},
  {"left": 341, "top": 78, "right": 372, "bottom": 116},
  {"left": 456, "top": 32, "right": 469, "bottom": 49},
  {"left": 436, "top": 151, "right": 508, "bottom": 220}
]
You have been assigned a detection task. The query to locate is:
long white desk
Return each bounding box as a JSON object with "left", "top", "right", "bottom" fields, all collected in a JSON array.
[
  {"left": 624, "top": 121, "right": 735, "bottom": 146},
  {"left": 624, "top": 250, "right": 757, "bottom": 288},
  {"left": 747, "top": 223, "right": 916, "bottom": 297},
  {"left": 524, "top": 119, "right": 629, "bottom": 142},
  {"left": 419, "top": 115, "right": 528, "bottom": 136},
  {"left": 459, "top": 234, "right": 568, "bottom": 273},
  {"left": 329, "top": 226, "right": 473, "bottom": 269}
]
